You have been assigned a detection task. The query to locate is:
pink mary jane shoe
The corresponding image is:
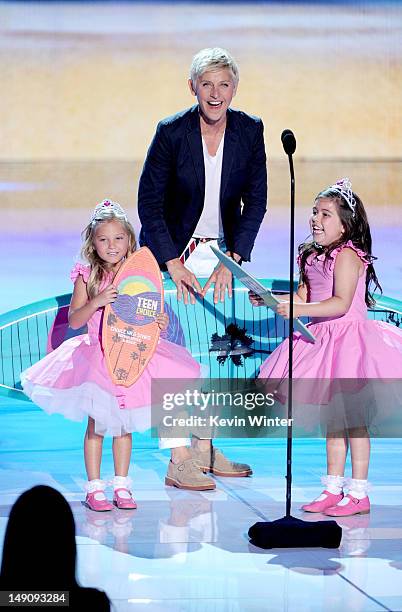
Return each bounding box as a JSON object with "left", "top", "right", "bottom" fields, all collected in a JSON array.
[
  {"left": 324, "top": 494, "right": 370, "bottom": 517},
  {"left": 85, "top": 490, "right": 114, "bottom": 512},
  {"left": 301, "top": 490, "right": 344, "bottom": 513},
  {"left": 113, "top": 487, "right": 137, "bottom": 510}
]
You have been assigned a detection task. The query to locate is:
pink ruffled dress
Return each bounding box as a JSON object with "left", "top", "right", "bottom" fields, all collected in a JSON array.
[
  {"left": 21, "top": 263, "right": 201, "bottom": 436},
  {"left": 258, "top": 242, "right": 402, "bottom": 430}
]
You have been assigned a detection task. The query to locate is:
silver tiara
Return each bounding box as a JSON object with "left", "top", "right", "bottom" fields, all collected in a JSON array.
[
  {"left": 329, "top": 178, "right": 356, "bottom": 214},
  {"left": 90, "top": 199, "right": 128, "bottom": 225}
]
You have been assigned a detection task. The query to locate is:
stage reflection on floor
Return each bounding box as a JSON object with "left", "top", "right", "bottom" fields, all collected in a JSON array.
[{"left": 1, "top": 397, "right": 402, "bottom": 611}]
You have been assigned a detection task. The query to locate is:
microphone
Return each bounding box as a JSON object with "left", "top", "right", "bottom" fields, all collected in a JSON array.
[
  {"left": 248, "top": 126, "right": 341, "bottom": 550},
  {"left": 281, "top": 129, "right": 296, "bottom": 156}
]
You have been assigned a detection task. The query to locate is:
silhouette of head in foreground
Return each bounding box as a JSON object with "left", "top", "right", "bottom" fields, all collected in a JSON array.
[{"left": 0, "top": 485, "right": 110, "bottom": 610}]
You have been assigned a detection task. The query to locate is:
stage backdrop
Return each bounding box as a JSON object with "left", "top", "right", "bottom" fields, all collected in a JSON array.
[
  {"left": 1, "top": 1, "right": 401, "bottom": 161},
  {"left": 1, "top": 1, "right": 401, "bottom": 311}
]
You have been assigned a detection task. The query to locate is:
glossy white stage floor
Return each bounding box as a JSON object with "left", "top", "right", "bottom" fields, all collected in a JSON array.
[{"left": 1, "top": 396, "right": 402, "bottom": 612}]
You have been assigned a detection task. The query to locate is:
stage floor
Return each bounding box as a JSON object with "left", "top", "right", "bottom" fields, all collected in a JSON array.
[
  {"left": 1, "top": 396, "right": 402, "bottom": 612},
  {"left": 1, "top": 156, "right": 402, "bottom": 611}
]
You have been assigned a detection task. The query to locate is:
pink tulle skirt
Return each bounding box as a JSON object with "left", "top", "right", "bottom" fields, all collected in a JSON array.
[
  {"left": 21, "top": 335, "right": 200, "bottom": 437},
  {"left": 258, "top": 318, "right": 402, "bottom": 435},
  {"left": 259, "top": 318, "right": 402, "bottom": 380}
]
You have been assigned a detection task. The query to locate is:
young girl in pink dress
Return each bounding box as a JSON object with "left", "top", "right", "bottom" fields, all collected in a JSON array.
[
  {"left": 251, "top": 178, "right": 402, "bottom": 517},
  {"left": 21, "top": 200, "right": 201, "bottom": 512}
]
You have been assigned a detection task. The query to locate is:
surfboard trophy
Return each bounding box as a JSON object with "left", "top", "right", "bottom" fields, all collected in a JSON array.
[{"left": 102, "top": 247, "right": 164, "bottom": 386}]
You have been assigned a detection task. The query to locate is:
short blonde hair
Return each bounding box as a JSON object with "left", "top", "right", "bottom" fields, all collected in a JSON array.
[{"left": 189, "top": 47, "right": 239, "bottom": 88}]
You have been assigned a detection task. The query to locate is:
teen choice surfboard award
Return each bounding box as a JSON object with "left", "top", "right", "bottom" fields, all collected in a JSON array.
[{"left": 102, "top": 247, "right": 164, "bottom": 386}]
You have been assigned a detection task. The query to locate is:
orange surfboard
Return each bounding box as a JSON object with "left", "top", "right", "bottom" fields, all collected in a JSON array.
[{"left": 102, "top": 247, "right": 163, "bottom": 387}]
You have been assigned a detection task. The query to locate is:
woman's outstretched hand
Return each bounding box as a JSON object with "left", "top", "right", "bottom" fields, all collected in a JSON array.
[
  {"left": 166, "top": 258, "right": 203, "bottom": 305},
  {"left": 202, "top": 263, "right": 233, "bottom": 304}
]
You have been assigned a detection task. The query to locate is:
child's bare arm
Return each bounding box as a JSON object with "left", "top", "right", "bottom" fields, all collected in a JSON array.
[
  {"left": 68, "top": 276, "right": 118, "bottom": 329},
  {"left": 276, "top": 282, "right": 307, "bottom": 303},
  {"left": 249, "top": 281, "right": 307, "bottom": 307},
  {"left": 277, "top": 249, "right": 362, "bottom": 319}
]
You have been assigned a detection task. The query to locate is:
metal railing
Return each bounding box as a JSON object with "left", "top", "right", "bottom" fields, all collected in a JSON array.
[{"left": 1, "top": 279, "right": 401, "bottom": 401}]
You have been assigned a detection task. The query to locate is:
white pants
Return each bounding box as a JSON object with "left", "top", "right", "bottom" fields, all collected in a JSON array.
[
  {"left": 159, "top": 437, "right": 191, "bottom": 450},
  {"left": 160, "top": 239, "right": 222, "bottom": 450},
  {"left": 184, "top": 239, "right": 220, "bottom": 277}
]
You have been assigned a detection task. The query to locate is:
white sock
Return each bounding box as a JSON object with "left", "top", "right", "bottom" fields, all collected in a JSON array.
[
  {"left": 348, "top": 478, "right": 369, "bottom": 499},
  {"left": 85, "top": 478, "right": 107, "bottom": 499},
  {"left": 112, "top": 475, "right": 132, "bottom": 498},
  {"left": 321, "top": 474, "right": 345, "bottom": 495}
]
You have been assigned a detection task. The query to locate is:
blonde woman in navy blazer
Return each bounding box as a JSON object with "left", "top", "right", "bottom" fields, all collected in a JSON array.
[
  {"left": 138, "top": 48, "right": 267, "bottom": 492},
  {"left": 139, "top": 48, "right": 267, "bottom": 305}
]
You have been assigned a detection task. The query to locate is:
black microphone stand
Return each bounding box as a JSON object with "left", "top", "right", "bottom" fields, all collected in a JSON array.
[
  {"left": 248, "top": 131, "right": 342, "bottom": 549},
  {"left": 285, "top": 138, "right": 295, "bottom": 518}
]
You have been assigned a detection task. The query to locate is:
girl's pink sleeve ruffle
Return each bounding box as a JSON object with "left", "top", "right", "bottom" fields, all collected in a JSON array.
[
  {"left": 331, "top": 240, "right": 370, "bottom": 269},
  {"left": 70, "top": 263, "right": 91, "bottom": 283}
]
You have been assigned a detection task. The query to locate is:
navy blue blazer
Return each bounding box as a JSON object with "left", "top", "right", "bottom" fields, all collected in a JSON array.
[{"left": 138, "top": 105, "right": 267, "bottom": 266}]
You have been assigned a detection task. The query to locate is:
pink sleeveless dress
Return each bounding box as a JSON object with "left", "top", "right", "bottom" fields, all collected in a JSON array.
[
  {"left": 21, "top": 263, "right": 201, "bottom": 436},
  {"left": 259, "top": 241, "right": 402, "bottom": 381},
  {"left": 258, "top": 242, "right": 402, "bottom": 433}
]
